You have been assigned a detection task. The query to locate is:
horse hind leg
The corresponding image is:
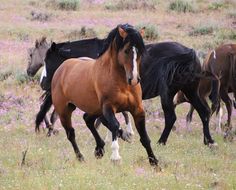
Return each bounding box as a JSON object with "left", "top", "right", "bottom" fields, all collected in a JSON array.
[
  {"left": 158, "top": 93, "right": 177, "bottom": 145},
  {"left": 83, "top": 113, "right": 105, "bottom": 159},
  {"left": 220, "top": 89, "right": 233, "bottom": 141},
  {"left": 46, "top": 109, "right": 59, "bottom": 137},
  {"left": 182, "top": 89, "right": 215, "bottom": 146},
  {"left": 59, "top": 103, "right": 84, "bottom": 161}
]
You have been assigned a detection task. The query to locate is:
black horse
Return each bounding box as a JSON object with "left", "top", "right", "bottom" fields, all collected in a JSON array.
[{"left": 36, "top": 39, "right": 215, "bottom": 146}]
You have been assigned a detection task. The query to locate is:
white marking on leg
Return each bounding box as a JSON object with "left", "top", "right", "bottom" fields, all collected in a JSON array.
[
  {"left": 110, "top": 139, "right": 121, "bottom": 161},
  {"left": 40, "top": 65, "right": 47, "bottom": 83},
  {"left": 173, "top": 93, "right": 178, "bottom": 105},
  {"left": 131, "top": 47, "right": 138, "bottom": 85},
  {"left": 126, "top": 116, "right": 134, "bottom": 135},
  {"left": 216, "top": 106, "right": 223, "bottom": 134},
  {"left": 213, "top": 50, "right": 216, "bottom": 59}
]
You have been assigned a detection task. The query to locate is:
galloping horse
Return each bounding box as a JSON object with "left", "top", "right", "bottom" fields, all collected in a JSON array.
[
  {"left": 41, "top": 24, "right": 158, "bottom": 165},
  {"left": 174, "top": 44, "right": 236, "bottom": 138}
]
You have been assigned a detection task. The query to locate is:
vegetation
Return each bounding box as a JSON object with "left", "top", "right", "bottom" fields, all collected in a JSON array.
[
  {"left": 169, "top": 0, "right": 195, "bottom": 13},
  {"left": 136, "top": 24, "right": 159, "bottom": 41}
]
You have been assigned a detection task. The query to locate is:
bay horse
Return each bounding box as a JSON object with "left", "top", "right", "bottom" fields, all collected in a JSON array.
[
  {"left": 44, "top": 24, "right": 158, "bottom": 165},
  {"left": 174, "top": 44, "right": 236, "bottom": 138},
  {"left": 34, "top": 37, "right": 133, "bottom": 138}
]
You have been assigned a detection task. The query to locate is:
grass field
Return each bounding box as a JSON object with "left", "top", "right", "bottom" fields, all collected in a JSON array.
[{"left": 0, "top": 0, "right": 236, "bottom": 189}]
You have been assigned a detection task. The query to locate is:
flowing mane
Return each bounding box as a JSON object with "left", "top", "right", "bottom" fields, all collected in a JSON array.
[{"left": 99, "top": 24, "right": 145, "bottom": 57}]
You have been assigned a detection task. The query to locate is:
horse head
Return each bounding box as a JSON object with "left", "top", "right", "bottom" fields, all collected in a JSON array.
[
  {"left": 27, "top": 37, "right": 50, "bottom": 77},
  {"left": 100, "top": 24, "right": 145, "bottom": 86}
]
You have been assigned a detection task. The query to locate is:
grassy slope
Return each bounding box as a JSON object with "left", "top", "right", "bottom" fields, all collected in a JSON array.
[{"left": 0, "top": 0, "right": 236, "bottom": 189}]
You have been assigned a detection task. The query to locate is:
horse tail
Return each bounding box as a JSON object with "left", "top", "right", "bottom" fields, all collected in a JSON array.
[
  {"left": 229, "top": 53, "right": 236, "bottom": 106},
  {"left": 35, "top": 90, "right": 52, "bottom": 132}
]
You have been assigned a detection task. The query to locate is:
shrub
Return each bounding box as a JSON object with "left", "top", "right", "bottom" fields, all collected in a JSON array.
[
  {"left": 15, "top": 71, "right": 31, "bottom": 85},
  {"left": 216, "top": 29, "right": 236, "bottom": 40},
  {"left": 47, "top": 0, "right": 80, "bottom": 11},
  {"left": 189, "top": 25, "right": 215, "bottom": 36},
  {"left": 136, "top": 24, "right": 159, "bottom": 41},
  {"left": 169, "top": 0, "right": 195, "bottom": 13},
  {"left": 65, "top": 26, "right": 97, "bottom": 40},
  {"left": 0, "top": 70, "right": 13, "bottom": 82},
  {"left": 208, "top": 1, "right": 226, "bottom": 10},
  {"left": 227, "top": 10, "right": 236, "bottom": 19},
  {"left": 30, "top": 11, "right": 51, "bottom": 22},
  {"left": 105, "top": 0, "right": 157, "bottom": 11}
]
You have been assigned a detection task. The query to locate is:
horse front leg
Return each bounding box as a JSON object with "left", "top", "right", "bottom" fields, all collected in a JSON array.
[
  {"left": 83, "top": 113, "right": 105, "bottom": 158},
  {"left": 122, "top": 111, "right": 134, "bottom": 136},
  {"left": 131, "top": 107, "right": 158, "bottom": 166},
  {"left": 102, "top": 105, "right": 122, "bottom": 162}
]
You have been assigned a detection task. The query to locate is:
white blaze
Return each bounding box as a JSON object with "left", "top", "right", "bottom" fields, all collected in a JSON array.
[
  {"left": 132, "top": 46, "right": 138, "bottom": 85},
  {"left": 78, "top": 57, "right": 94, "bottom": 61},
  {"left": 40, "top": 65, "right": 47, "bottom": 84}
]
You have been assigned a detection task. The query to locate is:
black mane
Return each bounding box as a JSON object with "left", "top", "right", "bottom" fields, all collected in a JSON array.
[{"left": 99, "top": 24, "right": 145, "bottom": 57}]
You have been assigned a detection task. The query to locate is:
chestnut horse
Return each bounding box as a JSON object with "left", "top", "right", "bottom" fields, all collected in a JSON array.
[
  {"left": 174, "top": 44, "right": 236, "bottom": 138},
  {"left": 48, "top": 24, "right": 158, "bottom": 165}
]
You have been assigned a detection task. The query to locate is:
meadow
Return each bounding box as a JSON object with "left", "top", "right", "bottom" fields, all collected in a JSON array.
[{"left": 0, "top": 0, "right": 236, "bottom": 189}]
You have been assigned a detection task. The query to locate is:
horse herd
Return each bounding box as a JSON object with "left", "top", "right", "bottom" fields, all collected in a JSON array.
[{"left": 27, "top": 24, "right": 236, "bottom": 166}]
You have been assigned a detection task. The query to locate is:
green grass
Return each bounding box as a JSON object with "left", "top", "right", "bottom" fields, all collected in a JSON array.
[
  {"left": 0, "top": 123, "right": 236, "bottom": 189},
  {"left": 189, "top": 25, "right": 215, "bottom": 36}
]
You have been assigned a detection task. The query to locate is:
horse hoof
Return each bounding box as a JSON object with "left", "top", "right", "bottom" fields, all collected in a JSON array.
[
  {"left": 53, "top": 129, "right": 59, "bottom": 136},
  {"left": 224, "top": 133, "right": 234, "bottom": 142},
  {"left": 149, "top": 157, "right": 159, "bottom": 166},
  {"left": 121, "top": 131, "right": 132, "bottom": 143},
  {"left": 157, "top": 140, "right": 166, "bottom": 146},
  {"left": 94, "top": 147, "right": 105, "bottom": 159},
  {"left": 208, "top": 142, "right": 218, "bottom": 150},
  {"left": 76, "top": 154, "right": 85, "bottom": 162},
  {"left": 111, "top": 158, "right": 122, "bottom": 165}
]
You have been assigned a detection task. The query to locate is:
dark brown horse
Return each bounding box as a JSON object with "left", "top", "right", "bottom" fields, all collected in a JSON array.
[
  {"left": 174, "top": 44, "right": 236, "bottom": 138},
  {"left": 48, "top": 24, "right": 158, "bottom": 165}
]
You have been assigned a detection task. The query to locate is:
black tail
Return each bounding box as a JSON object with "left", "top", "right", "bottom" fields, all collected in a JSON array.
[{"left": 35, "top": 90, "right": 52, "bottom": 132}]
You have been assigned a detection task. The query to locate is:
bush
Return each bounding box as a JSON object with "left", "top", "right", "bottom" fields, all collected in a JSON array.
[
  {"left": 30, "top": 11, "right": 51, "bottom": 22},
  {"left": 227, "top": 10, "right": 236, "bottom": 19},
  {"left": 47, "top": 0, "right": 80, "bottom": 11},
  {"left": 136, "top": 24, "right": 159, "bottom": 41},
  {"left": 0, "top": 70, "right": 13, "bottom": 82},
  {"left": 169, "top": 0, "right": 195, "bottom": 13},
  {"left": 216, "top": 29, "right": 236, "bottom": 40},
  {"left": 65, "top": 26, "right": 97, "bottom": 40},
  {"left": 189, "top": 25, "right": 215, "bottom": 36},
  {"left": 105, "top": 0, "right": 157, "bottom": 11},
  {"left": 208, "top": 1, "right": 226, "bottom": 10}
]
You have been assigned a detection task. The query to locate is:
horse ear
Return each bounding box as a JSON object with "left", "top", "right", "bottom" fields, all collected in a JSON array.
[
  {"left": 51, "top": 42, "right": 57, "bottom": 51},
  {"left": 41, "top": 36, "right": 47, "bottom": 45},
  {"left": 118, "top": 27, "right": 128, "bottom": 39},
  {"left": 139, "top": 27, "right": 145, "bottom": 38},
  {"left": 35, "top": 40, "right": 39, "bottom": 48}
]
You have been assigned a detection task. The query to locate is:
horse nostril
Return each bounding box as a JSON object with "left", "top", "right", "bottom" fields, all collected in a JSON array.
[{"left": 128, "top": 78, "right": 132, "bottom": 85}]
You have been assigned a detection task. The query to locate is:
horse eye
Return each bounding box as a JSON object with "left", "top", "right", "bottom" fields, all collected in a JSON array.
[
  {"left": 30, "top": 54, "right": 32, "bottom": 57},
  {"left": 124, "top": 49, "right": 129, "bottom": 54}
]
